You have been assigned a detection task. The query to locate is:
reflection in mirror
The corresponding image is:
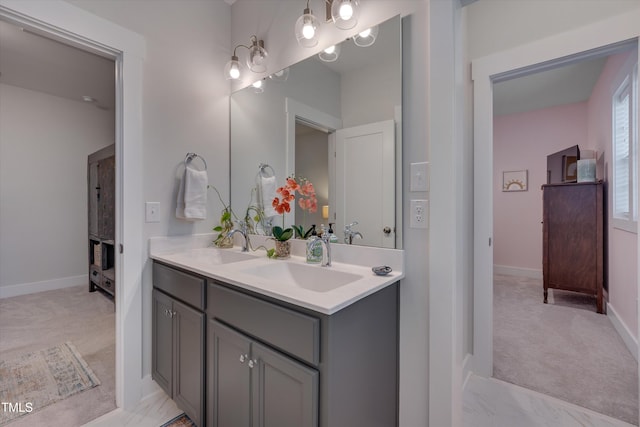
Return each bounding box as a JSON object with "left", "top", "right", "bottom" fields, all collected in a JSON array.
[{"left": 230, "top": 15, "right": 402, "bottom": 248}]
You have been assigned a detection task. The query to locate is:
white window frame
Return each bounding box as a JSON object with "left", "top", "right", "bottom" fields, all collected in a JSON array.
[{"left": 612, "top": 55, "right": 638, "bottom": 234}]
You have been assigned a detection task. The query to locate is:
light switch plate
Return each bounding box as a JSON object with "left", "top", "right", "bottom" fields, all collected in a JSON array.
[
  {"left": 410, "top": 199, "right": 428, "bottom": 229},
  {"left": 410, "top": 162, "right": 429, "bottom": 192},
  {"left": 145, "top": 202, "right": 160, "bottom": 223}
]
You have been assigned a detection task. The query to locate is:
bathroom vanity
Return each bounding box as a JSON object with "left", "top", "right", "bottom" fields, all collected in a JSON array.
[{"left": 150, "top": 237, "right": 403, "bottom": 427}]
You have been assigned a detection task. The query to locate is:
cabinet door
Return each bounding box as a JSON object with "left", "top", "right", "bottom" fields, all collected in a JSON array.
[
  {"left": 251, "top": 341, "right": 319, "bottom": 427},
  {"left": 174, "top": 299, "right": 205, "bottom": 427},
  {"left": 210, "top": 321, "right": 251, "bottom": 427},
  {"left": 152, "top": 290, "right": 173, "bottom": 396},
  {"left": 88, "top": 160, "right": 99, "bottom": 237},
  {"left": 98, "top": 156, "right": 115, "bottom": 240}
]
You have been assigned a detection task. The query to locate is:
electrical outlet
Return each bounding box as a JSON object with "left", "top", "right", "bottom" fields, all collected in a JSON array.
[
  {"left": 410, "top": 199, "right": 428, "bottom": 229},
  {"left": 145, "top": 202, "right": 160, "bottom": 223}
]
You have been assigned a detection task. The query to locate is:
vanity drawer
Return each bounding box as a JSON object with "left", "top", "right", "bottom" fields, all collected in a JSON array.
[
  {"left": 153, "top": 262, "right": 205, "bottom": 310},
  {"left": 208, "top": 282, "right": 320, "bottom": 366}
]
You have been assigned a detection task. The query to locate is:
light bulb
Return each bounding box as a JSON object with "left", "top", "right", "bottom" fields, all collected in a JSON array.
[
  {"left": 295, "top": 8, "right": 319, "bottom": 48},
  {"left": 359, "top": 28, "right": 371, "bottom": 38},
  {"left": 324, "top": 46, "right": 336, "bottom": 54},
  {"left": 339, "top": 2, "right": 353, "bottom": 20},
  {"left": 252, "top": 80, "right": 263, "bottom": 89},
  {"left": 225, "top": 55, "right": 241, "bottom": 80},
  {"left": 229, "top": 65, "right": 240, "bottom": 79},
  {"left": 318, "top": 43, "right": 341, "bottom": 62},
  {"left": 303, "top": 20, "right": 316, "bottom": 40}
]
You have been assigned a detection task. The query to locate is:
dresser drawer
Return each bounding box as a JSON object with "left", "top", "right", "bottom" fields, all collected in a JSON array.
[
  {"left": 102, "top": 277, "right": 115, "bottom": 295},
  {"left": 89, "top": 266, "right": 101, "bottom": 286},
  {"left": 208, "top": 282, "right": 320, "bottom": 365},
  {"left": 153, "top": 262, "right": 205, "bottom": 310}
]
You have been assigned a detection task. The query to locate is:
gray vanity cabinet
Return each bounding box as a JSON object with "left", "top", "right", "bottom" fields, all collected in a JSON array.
[
  {"left": 207, "top": 280, "right": 398, "bottom": 427},
  {"left": 209, "top": 320, "right": 319, "bottom": 427},
  {"left": 152, "top": 263, "right": 206, "bottom": 427}
]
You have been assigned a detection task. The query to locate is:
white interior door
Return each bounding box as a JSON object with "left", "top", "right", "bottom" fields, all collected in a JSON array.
[{"left": 335, "top": 119, "right": 395, "bottom": 248}]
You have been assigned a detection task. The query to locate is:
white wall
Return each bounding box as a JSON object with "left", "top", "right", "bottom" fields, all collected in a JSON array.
[
  {"left": 0, "top": 83, "right": 114, "bottom": 297},
  {"left": 67, "top": 0, "right": 231, "bottom": 379}
]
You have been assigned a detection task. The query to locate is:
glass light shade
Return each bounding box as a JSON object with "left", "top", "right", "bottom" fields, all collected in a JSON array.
[
  {"left": 353, "top": 25, "right": 379, "bottom": 47},
  {"left": 331, "top": 0, "right": 359, "bottom": 30},
  {"left": 318, "top": 44, "right": 341, "bottom": 62},
  {"left": 295, "top": 8, "right": 320, "bottom": 48},
  {"left": 247, "top": 40, "right": 268, "bottom": 73},
  {"left": 224, "top": 56, "right": 241, "bottom": 80},
  {"left": 269, "top": 67, "right": 290, "bottom": 82},
  {"left": 252, "top": 79, "right": 265, "bottom": 93}
]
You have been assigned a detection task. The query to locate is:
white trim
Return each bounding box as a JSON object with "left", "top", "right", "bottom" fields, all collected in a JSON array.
[
  {"left": 493, "top": 265, "right": 543, "bottom": 280},
  {"left": 0, "top": 0, "right": 146, "bottom": 411},
  {"left": 607, "top": 302, "right": 639, "bottom": 362},
  {"left": 0, "top": 275, "right": 88, "bottom": 299},
  {"left": 472, "top": 9, "right": 640, "bottom": 379}
]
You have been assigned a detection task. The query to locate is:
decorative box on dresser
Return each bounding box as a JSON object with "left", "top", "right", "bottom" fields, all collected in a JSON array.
[
  {"left": 542, "top": 181, "right": 605, "bottom": 313},
  {"left": 88, "top": 144, "right": 116, "bottom": 300}
]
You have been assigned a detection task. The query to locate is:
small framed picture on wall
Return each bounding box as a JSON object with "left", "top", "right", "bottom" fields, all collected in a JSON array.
[{"left": 502, "top": 170, "right": 528, "bottom": 192}]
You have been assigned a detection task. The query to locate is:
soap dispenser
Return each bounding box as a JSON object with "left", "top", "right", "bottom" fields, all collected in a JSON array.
[
  {"left": 328, "top": 223, "right": 339, "bottom": 243},
  {"left": 306, "top": 225, "right": 322, "bottom": 264}
]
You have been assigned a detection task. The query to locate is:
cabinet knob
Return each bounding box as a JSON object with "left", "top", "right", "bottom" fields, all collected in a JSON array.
[
  {"left": 383, "top": 226, "right": 392, "bottom": 235},
  {"left": 239, "top": 354, "right": 248, "bottom": 363},
  {"left": 248, "top": 359, "right": 257, "bottom": 369}
]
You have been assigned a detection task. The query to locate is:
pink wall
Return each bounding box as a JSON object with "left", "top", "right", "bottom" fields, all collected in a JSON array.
[
  {"left": 494, "top": 103, "right": 588, "bottom": 273},
  {"left": 587, "top": 50, "right": 637, "bottom": 338}
]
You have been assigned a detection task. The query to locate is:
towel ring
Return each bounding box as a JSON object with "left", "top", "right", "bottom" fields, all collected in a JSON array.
[
  {"left": 185, "top": 152, "right": 207, "bottom": 170},
  {"left": 258, "top": 163, "right": 275, "bottom": 178}
]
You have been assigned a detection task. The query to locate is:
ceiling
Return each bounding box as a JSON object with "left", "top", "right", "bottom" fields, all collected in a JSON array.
[
  {"left": 0, "top": 19, "right": 115, "bottom": 111},
  {"left": 0, "top": 15, "right": 616, "bottom": 119},
  {"left": 493, "top": 56, "right": 607, "bottom": 116}
]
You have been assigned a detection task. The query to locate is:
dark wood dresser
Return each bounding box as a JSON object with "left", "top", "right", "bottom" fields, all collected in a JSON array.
[{"left": 542, "top": 181, "right": 605, "bottom": 313}]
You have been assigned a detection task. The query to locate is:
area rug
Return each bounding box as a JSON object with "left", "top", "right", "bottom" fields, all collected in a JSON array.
[
  {"left": 160, "top": 413, "right": 195, "bottom": 427},
  {"left": 0, "top": 341, "right": 101, "bottom": 425}
]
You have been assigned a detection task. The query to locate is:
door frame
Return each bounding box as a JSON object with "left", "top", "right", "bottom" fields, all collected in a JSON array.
[
  {"left": 0, "top": 0, "right": 145, "bottom": 409},
  {"left": 471, "top": 9, "right": 640, "bottom": 383}
]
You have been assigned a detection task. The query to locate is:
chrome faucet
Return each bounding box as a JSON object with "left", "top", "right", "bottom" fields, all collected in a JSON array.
[
  {"left": 344, "top": 222, "right": 363, "bottom": 245},
  {"left": 226, "top": 221, "right": 250, "bottom": 252},
  {"left": 309, "top": 234, "right": 332, "bottom": 267}
]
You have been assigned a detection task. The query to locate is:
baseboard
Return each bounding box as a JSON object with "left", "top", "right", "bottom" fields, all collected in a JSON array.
[
  {"left": 494, "top": 265, "right": 542, "bottom": 279},
  {"left": 607, "top": 302, "right": 639, "bottom": 362},
  {"left": 0, "top": 274, "right": 88, "bottom": 299},
  {"left": 141, "top": 374, "right": 163, "bottom": 400}
]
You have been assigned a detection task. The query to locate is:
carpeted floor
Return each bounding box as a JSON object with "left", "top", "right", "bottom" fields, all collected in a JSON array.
[
  {"left": 0, "top": 285, "right": 115, "bottom": 426},
  {"left": 494, "top": 274, "right": 638, "bottom": 425}
]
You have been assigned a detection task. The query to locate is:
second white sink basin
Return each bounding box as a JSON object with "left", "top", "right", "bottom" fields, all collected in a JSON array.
[{"left": 242, "top": 261, "right": 362, "bottom": 292}]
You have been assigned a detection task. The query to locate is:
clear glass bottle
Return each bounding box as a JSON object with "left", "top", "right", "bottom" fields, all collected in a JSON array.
[{"left": 306, "top": 225, "right": 322, "bottom": 263}]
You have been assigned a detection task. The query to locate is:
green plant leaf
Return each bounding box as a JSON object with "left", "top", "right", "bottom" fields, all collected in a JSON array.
[
  {"left": 213, "top": 226, "right": 223, "bottom": 232},
  {"left": 266, "top": 248, "right": 276, "bottom": 258}
]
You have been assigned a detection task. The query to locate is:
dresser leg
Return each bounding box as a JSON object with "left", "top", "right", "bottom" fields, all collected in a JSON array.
[{"left": 543, "top": 289, "right": 548, "bottom": 304}]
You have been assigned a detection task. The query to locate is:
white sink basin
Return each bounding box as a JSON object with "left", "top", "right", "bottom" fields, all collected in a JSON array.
[
  {"left": 164, "top": 247, "right": 258, "bottom": 266},
  {"left": 242, "top": 261, "right": 362, "bottom": 292}
]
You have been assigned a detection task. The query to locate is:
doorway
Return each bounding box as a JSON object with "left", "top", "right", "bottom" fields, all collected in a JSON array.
[
  {"left": 490, "top": 44, "right": 638, "bottom": 424},
  {"left": 472, "top": 9, "right": 640, "bottom": 423},
  {"left": 0, "top": 0, "right": 145, "bottom": 412}
]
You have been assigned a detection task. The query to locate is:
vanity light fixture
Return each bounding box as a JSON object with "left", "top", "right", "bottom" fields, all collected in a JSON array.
[
  {"left": 252, "top": 78, "right": 266, "bottom": 93},
  {"left": 269, "top": 67, "right": 290, "bottom": 82},
  {"left": 224, "top": 35, "right": 269, "bottom": 80},
  {"left": 318, "top": 44, "right": 341, "bottom": 62},
  {"left": 353, "top": 25, "right": 378, "bottom": 47},
  {"left": 295, "top": 0, "right": 320, "bottom": 48},
  {"left": 329, "top": 0, "right": 359, "bottom": 30}
]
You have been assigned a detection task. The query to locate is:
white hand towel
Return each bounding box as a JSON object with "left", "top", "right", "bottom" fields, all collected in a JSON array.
[
  {"left": 260, "top": 175, "right": 278, "bottom": 217},
  {"left": 183, "top": 165, "right": 208, "bottom": 220}
]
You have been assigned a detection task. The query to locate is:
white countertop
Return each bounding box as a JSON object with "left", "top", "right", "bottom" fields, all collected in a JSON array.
[{"left": 149, "top": 234, "right": 404, "bottom": 315}]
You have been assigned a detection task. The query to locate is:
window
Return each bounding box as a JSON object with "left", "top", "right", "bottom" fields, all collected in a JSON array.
[{"left": 612, "top": 60, "right": 638, "bottom": 232}]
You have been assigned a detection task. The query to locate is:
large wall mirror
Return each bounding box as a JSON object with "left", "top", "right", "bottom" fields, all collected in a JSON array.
[{"left": 230, "top": 15, "right": 402, "bottom": 249}]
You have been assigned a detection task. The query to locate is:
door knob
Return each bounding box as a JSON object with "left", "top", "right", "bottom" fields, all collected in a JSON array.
[{"left": 383, "top": 226, "right": 392, "bottom": 235}]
